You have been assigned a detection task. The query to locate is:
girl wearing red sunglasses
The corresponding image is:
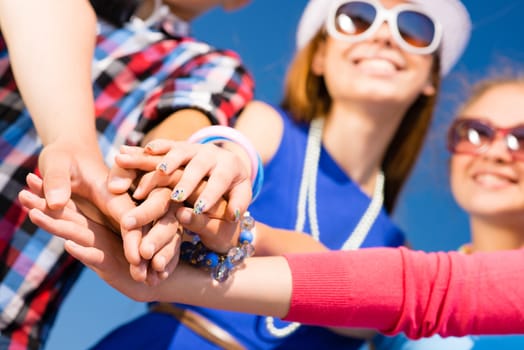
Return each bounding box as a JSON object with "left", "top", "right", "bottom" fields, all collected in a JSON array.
[
  {"left": 370, "top": 76, "right": 524, "bottom": 348},
  {"left": 440, "top": 75, "right": 524, "bottom": 348},
  {"left": 449, "top": 79, "right": 524, "bottom": 250},
  {"left": 448, "top": 78, "right": 524, "bottom": 247}
]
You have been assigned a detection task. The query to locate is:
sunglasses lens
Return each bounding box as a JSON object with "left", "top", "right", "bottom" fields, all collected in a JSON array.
[
  {"left": 509, "top": 127, "right": 524, "bottom": 159},
  {"left": 397, "top": 10, "right": 435, "bottom": 48},
  {"left": 335, "top": 1, "right": 376, "bottom": 36},
  {"left": 449, "top": 120, "right": 493, "bottom": 154}
]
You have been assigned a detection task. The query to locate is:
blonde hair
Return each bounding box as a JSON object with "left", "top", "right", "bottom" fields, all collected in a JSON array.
[
  {"left": 280, "top": 31, "right": 442, "bottom": 212},
  {"left": 459, "top": 76, "right": 524, "bottom": 115}
]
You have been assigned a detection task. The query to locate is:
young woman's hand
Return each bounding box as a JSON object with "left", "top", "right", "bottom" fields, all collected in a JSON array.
[
  {"left": 109, "top": 140, "right": 252, "bottom": 221},
  {"left": 20, "top": 172, "right": 182, "bottom": 285},
  {"left": 18, "top": 184, "right": 157, "bottom": 300}
]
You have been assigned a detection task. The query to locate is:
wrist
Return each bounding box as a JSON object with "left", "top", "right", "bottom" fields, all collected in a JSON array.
[
  {"left": 188, "top": 126, "right": 264, "bottom": 202},
  {"left": 180, "top": 212, "right": 256, "bottom": 283}
]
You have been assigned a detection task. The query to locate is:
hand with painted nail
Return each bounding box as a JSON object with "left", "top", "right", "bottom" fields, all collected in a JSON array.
[
  {"left": 120, "top": 186, "right": 186, "bottom": 284},
  {"left": 103, "top": 144, "right": 184, "bottom": 281},
  {"left": 20, "top": 172, "right": 183, "bottom": 286},
  {"left": 105, "top": 143, "right": 229, "bottom": 282},
  {"left": 175, "top": 206, "right": 326, "bottom": 257},
  {"left": 104, "top": 139, "right": 253, "bottom": 277},
  {"left": 110, "top": 140, "right": 253, "bottom": 222}
]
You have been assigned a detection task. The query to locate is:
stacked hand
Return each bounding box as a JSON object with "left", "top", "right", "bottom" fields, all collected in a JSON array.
[
  {"left": 18, "top": 172, "right": 155, "bottom": 300},
  {"left": 22, "top": 138, "right": 254, "bottom": 285},
  {"left": 35, "top": 140, "right": 184, "bottom": 285},
  {"left": 108, "top": 140, "right": 253, "bottom": 254}
]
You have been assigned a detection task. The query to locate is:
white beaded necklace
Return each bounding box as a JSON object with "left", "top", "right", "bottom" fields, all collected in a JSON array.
[{"left": 265, "top": 117, "right": 385, "bottom": 338}]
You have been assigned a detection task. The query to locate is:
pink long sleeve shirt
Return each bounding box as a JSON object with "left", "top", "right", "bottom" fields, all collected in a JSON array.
[{"left": 284, "top": 247, "right": 524, "bottom": 339}]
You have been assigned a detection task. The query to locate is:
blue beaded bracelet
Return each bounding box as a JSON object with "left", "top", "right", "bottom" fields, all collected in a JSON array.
[{"left": 180, "top": 212, "right": 256, "bottom": 282}]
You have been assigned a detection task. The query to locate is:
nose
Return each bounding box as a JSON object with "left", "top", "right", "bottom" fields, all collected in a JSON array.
[
  {"left": 482, "top": 134, "right": 514, "bottom": 163},
  {"left": 371, "top": 21, "right": 396, "bottom": 48}
]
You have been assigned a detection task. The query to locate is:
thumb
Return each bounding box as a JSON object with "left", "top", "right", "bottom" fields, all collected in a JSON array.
[
  {"left": 64, "top": 240, "right": 103, "bottom": 267},
  {"left": 39, "top": 150, "right": 73, "bottom": 210}
]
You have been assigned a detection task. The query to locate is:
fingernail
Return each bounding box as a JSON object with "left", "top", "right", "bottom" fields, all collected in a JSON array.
[
  {"left": 122, "top": 216, "right": 137, "bottom": 229},
  {"left": 120, "top": 144, "right": 133, "bottom": 151},
  {"left": 143, "top": 243, "right": 155, "bottom": 259},
  {"left": 157, "top": 162, "right": 168, "bottom": 173},
  {"left": 233, "top": 208, "right": 241, "bottom": 222},
  {"left": 65, "top": 240, "right": 79, "bottom": 248},
  {"left": 108, "top": 176, "right": 128, "bottom": 188},
  {"left": 145, "top": 142, "right": 156, "bottom": 152},
  {"left": 156, "top": 256, "right": 166, "bottom": 271},
  {"left": 177, "top": 209, "right": 193, "bottom": 225},
  {"left": 47, "top": 189, "right": 67, "bottom": 205},
  {"left": 138, "top": 261, "right": 148, "bottom": 274},
  {"left": 193, "top": 199, "right": 206, "bottom": 214},
  {"left": 171, "top": 188, "right": 185, "bottom": 202},
  {"left": 116, "top": 154, "right": 132, "bottom": 162}
]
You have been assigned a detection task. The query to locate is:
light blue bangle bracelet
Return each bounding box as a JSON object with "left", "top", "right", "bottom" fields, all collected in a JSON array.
[{"left": 196, "top": 135, "right": 264, "bottom": 202}]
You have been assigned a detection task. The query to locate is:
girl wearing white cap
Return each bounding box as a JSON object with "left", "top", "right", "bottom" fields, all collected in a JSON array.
[{"left": 56, "top": 0, "right": 472, "bottom": 349}]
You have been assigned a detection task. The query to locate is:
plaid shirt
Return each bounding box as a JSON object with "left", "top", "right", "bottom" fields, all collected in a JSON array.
[{"left": 0, "top": 13, "right": 254, "bottom": 350}]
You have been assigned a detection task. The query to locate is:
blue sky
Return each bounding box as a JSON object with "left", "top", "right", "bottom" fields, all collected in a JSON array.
[{"left": 45, "top": 1, "right": 524, "bottom": 349}]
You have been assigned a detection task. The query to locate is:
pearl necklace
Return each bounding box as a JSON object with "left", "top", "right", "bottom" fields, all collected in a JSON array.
[{"left": 265, "top": 117, "right": 385, "bottom": 338}]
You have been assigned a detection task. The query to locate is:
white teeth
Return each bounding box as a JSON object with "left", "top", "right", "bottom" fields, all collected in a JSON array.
[
  {"left": 356, "top": 59, "right": 396, "bottom": 75},
  {"left": 475, "top": 173, "right": 512, "bottom": 187}
]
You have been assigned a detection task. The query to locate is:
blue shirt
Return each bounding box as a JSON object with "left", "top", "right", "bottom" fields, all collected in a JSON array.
[{"left": 93, "top": 108, "right": 405, "bottom": 350}]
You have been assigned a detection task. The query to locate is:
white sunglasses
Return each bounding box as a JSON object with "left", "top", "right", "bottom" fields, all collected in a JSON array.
[{"left": 326, "top": 0, "right": 443, "bottom": 55}]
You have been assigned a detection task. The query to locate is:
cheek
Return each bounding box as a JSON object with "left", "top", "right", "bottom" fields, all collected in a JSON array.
[
  {"left": 407, "top": 55, "right": 434, "bottom": 82},
  {"left": 518, "top": 163, "right": 524, "bottom": 190},
  {"left": 449, "top": 157, "right": 470, "bottom": 204}
]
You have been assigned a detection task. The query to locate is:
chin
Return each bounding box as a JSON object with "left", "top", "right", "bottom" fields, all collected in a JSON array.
[
  {"left": 465, "top": 200, "right": 524, "bottom": 218},
  {"left": 348, "top": 84, "right": 403, "bottom": 101}
]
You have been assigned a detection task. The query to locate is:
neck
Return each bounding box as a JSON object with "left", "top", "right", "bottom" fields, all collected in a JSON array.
[
  {"left": 136, "top": 0, "right": 201, "bottom": 21},
  {"left": 469, "top": 215, "right": 524, "bottom": 252},
  {"left": 321, "top": 101, "right": 406, "bottom": 193},
  {"left": 135, "top": 0, "right": 156, "bottom": 20}
]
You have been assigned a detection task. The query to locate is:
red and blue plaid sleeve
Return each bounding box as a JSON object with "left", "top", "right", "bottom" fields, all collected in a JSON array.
[
  {"left": 151, "top": 39, "right": 254, "bottom": 126},
  {"left": 0, "top": 15, "right": 255, "bottom": 349}
]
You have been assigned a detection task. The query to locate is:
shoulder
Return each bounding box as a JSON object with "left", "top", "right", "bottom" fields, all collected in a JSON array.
[
  {"left": 235, "top": 101, "right": 284, "bottom": 164},
  {"left": 239, "top": 101, "right": 282, "bottom": 122}
]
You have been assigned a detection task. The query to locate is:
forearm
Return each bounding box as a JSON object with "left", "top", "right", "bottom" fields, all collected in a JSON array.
[
  {"left": 253, "top": 224, "right": 376, "bottom": 340},
  {"left": 284, "top": 247, "right": 524, "bottom": 338},
  {"left": 254, "top": 222, "right": 328, "bottom": 256},
  {"left": 141, "top": 109, "right": 212, "bottom": 145},
  {"left": 0, "top": 0, "right": 97, "bottom": 145},
  {"left": 154, "top": 256, "right": 293, "bottom": 318}
]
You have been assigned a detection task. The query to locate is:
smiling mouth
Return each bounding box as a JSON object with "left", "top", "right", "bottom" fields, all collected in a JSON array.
[
  {"left": 352, "top": 57, "right": 403, "bottom": 74},
  {"left": 473, "top": 173, "right": 518, "bottom": 188}
]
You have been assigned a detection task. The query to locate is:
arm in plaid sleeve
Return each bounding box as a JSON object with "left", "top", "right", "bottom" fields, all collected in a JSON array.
[{"left": 148, "top": 40, "right": 255, "bottom": 129}]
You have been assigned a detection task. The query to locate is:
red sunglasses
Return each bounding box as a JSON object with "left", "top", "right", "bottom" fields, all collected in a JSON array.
[{"left": 447, "top": 117, "right": 524, "bottom": 161}]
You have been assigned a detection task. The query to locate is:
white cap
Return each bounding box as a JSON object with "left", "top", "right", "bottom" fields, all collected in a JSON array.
[{"left": 296, "top": 0, "right": 471, "bottom": 76}]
